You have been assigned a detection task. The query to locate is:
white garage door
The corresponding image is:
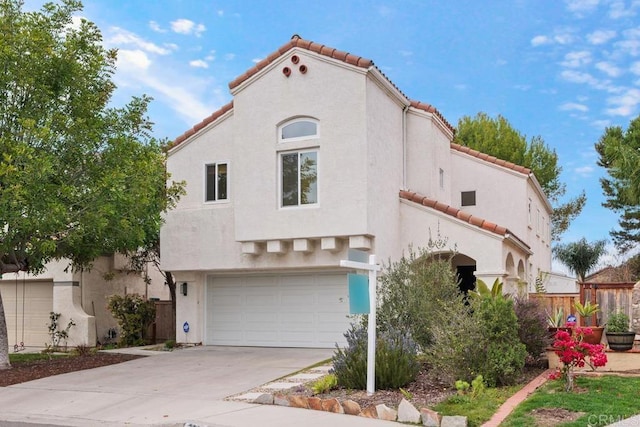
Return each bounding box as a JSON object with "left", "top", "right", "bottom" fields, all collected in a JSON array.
[
  {"left": 0, "top": 279, "right": 53, "bottom": 349},
  {"left": 205, "top": 273, "right": 351, "bottom": 348}
]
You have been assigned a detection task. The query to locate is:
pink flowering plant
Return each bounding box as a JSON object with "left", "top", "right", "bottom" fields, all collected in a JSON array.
[{"left": 549, "top": 327, "right": 608, "bottom": 392}]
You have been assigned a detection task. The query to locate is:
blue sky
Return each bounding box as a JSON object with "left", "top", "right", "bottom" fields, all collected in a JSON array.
[{"left": 28, "top": 0, "right": 640, "bottom": 272}]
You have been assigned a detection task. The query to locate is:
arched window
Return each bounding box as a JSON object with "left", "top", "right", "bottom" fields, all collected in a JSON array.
[{"left": 279, "top": 118, "right": 318, "bottom": 142}]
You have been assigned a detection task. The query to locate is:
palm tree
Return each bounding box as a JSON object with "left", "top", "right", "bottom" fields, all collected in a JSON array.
[{"left": 553, "top": 238, "right": 607, "bottom": 283}]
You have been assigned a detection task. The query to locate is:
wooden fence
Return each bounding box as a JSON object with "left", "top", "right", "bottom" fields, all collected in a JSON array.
[{"left": 531, "top": 282, "right": 635, "bottom": 327}]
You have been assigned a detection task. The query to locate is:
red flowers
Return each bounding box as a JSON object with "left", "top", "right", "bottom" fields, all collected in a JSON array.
[{"left": 549, "top": 327, "right": 608, "bottom": 391}]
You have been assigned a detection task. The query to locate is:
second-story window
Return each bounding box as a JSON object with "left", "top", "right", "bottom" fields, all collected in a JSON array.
[
  {"left": 205, "top": 163, "right": 228, "bottom": 202},
  {"left": 281, "top": 151, "right": 317, "bottom": 206},
  {"left": 461, "top": 190, "right": 476, "bottom": 207}
]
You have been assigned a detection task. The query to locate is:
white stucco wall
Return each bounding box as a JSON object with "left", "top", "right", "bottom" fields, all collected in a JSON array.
[{"left": 405, "top": 110, "right": 453, "bottom": 204}]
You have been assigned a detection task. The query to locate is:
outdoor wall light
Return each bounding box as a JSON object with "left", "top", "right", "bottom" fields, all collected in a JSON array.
[{"left": 181, "top": 282, "right": 188, "bottom": 296}]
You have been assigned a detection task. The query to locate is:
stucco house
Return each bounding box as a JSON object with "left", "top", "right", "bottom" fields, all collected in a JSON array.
[
  {"left": 161, "top": 35, "right": 553, "bottom": 349},
  {"left": 0, "top": 255, "right": 169, "bottom": 349}
]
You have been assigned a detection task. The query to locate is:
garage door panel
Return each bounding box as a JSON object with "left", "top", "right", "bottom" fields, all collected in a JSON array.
[
  {"left": 206, "top": 273, "right": 349, "bottom": 348},
  {"left": 0, "top": 280, "right": 53, "bottom": 348}
]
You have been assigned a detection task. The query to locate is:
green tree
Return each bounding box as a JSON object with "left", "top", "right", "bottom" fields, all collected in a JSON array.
[
  {"left": 456, "top": 113, "right": 586, "bottom": 241},
  {"left": 595, "top": 115, "right": 640, "bottom": 253},
  {"left": 553, "top": 238, "right": 607, "bottom": 282},
  {"left": 0, "top": 0, "right": 183, "bottom": 369}
]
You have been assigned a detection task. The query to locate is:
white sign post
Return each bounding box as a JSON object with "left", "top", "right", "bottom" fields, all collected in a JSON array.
[{"left": 340, "top": 253, "right": 380, "bottom": 395}]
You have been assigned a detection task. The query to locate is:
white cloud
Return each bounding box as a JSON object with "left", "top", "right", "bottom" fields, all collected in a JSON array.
[
  {"left": 587, "top": 29, "right": 616, "bottom": 45},
  {"left": 116, "top": 49, "right": 151, "bottom": 70},
  {"left": 108, "top": 27, "right": 171, "bottom": 55},
  {"left": 561, "top": 50, "right": 592, "bottom": 68},
  {"left": 565, "top": 0, "right": 600, "bottom": 14},
  {"left": 559, "top": 102, "right": 589, "bottom": 112},
  {"left": 251, "top": 58, "right": 263, "bottom": 63},
  {"left": 615, "top": 39, "right": 640, "bottom": 56},
  {"left": 531, "top": 35, "right": 551, "bottom": 46},
  {"left": 217, "top": 10, "right": 224, "bottom": 17},
  {"left": 225, "top": 53, "right": 236, "bottom": 61},
  {"left": 165, "top": 43, "right": 179, "bottom": 51},
  {"left": 399, "top": 50, "right": 413, "bottom": 57},
  {"left": 595, "top": 61, "right": 623, "bottom": 77},
  {"left": 149, "top": 21, "right": 166, "bottom": 33},
  {"left": 608, "top": 0, "right": 639, "bottom": 18},
  {"left": 631, "top": 61, "right": 640, "bottom": 75},
  {"left": 171, "top": 18, "right": 206, "bottom": 37},
  {"left": 605, "top": 88, "right": 640, "bottom": 116},
  {"left": 574, "top": 165, "right": 594, "bottom": 176},
  {"left": 454, "top": 84, "right": 468, "bottom": 90},
  {"left": 189, "top": 59, "right": 208, "bottom": 68},
  {"left": 513, "top": 84, "right": 531, "bottom": 91},
  {"left": 561, "top": 69, "right": 598, "bottom": 84},
  {"left": 592, "top": 119, "right": 611, "bottom": 128}
]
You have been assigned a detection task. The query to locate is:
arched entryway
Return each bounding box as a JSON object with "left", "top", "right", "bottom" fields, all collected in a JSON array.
[{"left": 452, "top": 253, "right": 477, "bottom": 294}]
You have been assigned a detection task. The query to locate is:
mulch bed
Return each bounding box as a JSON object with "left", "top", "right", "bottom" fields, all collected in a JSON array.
[{"left": 0, "top": 353, "right": 143, "bottom": 387}]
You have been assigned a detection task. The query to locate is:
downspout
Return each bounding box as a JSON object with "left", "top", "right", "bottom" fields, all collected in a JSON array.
[{"left": 402, "top": 104, "right": 408, "bottom": 190}]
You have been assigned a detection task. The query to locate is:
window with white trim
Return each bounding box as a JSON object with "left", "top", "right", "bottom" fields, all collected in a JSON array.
[
  {"left": 281, "top": 151, "right": 317, "bottom": 206},
  {"left": 279, "top": 119, "right": 318, "bottom": 142},
  {"left": 205, "top": 163, "right": 228, "bottom": 202}
]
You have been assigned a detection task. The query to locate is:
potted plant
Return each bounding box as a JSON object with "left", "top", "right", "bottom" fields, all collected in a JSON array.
[
  {"left": 573, "top": 300, "right": 604, "bottom": 344},
  {"left": 546, "top": 307, "right": 572, "bottom": 337},
  {"left": 605, "top": 310, "right": 636, "bottom": 351}
]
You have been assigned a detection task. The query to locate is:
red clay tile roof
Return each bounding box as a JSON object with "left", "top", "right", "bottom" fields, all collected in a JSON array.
[
  {"left": 229, "top": 34, "right": 373, "bottom": 90},
  {"left": 171, "top": 101, "right": 234, "bottom": 148},
  {"left": 172, "top": 35, "right": 456, "bottom": 147},
  {"left": 399, "top": 190, "right": 529, "bottom": 249},
  {"left": 450, "top": 142, "right": 531, "bottom": 175},
  {"left": 410, "top": 100, "right": 455, "bottom": 135}
]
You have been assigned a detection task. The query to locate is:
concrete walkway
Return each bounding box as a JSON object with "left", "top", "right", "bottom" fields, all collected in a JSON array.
[{"left": 0, "top": 346, "right": 397, "bottom": 427}]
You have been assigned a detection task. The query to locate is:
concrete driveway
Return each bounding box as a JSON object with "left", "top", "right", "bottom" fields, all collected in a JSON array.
[{"left": 0, "top": 346, "right": 398, "bottom": 427}]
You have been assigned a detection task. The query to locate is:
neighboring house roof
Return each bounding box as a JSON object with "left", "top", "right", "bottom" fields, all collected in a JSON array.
[
  {"left": 171, "top": 35, "right": 455, "bottom": 149},
  {"left": 399, "top": 190, "right": 531, "bottom": 251},
  {"left": 450, "top": 143, "right": 531, "bottom": 175}
]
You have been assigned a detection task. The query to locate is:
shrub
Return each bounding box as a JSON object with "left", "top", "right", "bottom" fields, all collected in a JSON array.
[
  {"left": 514, "top": 295, "right": 551, "bottom": 360},
  {"left": 311, "top": 374, "right": 338, "bottom": 394},
  {"left": 107, "top": 293, "right": 156, "bottom": 347},
  {"left": 606, "top": 310, "right": 630, "bottom": 332},
  {"left": 164, "top": 339, "right": 177, "bottom": 350},
  {"left": 475, "top": 296, "right": 527, "bottom": 386},
  {"left": 377, "top": 246, "right": 463, "bottom": 349},
  {"left": 332, "top": 323, "right": 420, "bottom": 390},
  {"left": 46, "top": 312, "right": 76, "bottom": 352}
]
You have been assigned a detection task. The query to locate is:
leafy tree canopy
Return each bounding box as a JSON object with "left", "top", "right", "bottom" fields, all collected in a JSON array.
[
  {"left": 456, "top": 112, "right": 586, "bottom": 241},
  {"left": 0, "top": 0, "right": 184, "bottom": 368},
  {"left": 595, "top": 114, "right": 640, "bottom": 253}
]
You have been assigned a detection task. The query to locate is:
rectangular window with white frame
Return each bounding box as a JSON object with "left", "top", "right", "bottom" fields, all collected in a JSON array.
[
  {"left": 205, "top": 162, "right": 228, "bottom": 202},
  {"left": 281, "top": 150, "right": 318, "bottom": 207}
]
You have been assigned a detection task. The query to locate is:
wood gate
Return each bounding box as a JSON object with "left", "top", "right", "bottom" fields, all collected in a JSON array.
[{"left": 152, "top": 300, "right": 175, "bottom": 343}]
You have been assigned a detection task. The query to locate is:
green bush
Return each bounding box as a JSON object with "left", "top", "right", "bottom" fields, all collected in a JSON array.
[
  {"left": 377, "top": 246, "right": 463, "bottom": 349},
  {"left": 107, "top": 293, "right": 156, "bottom": 347},
  {"left": 513, "top": 295, "right": 550, "bottom": 360},
  {"left": 475, "top": 296, "right": 527, "bottom": 386},
  {"left": 332, "top": 323, "right": 420, "bottom": 390},
  {"left": 311, "top": 374, "right": 338, "bottom": 394}
]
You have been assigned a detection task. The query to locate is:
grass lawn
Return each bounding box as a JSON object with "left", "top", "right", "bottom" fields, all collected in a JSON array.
[
  {"left": 502, "top": 375, "right": 640, "bottom": 427},
  {"left": 434, "top": 384, "right": 524, "bottom": 427},
  {"left": 9, "top": 352, "right": 69, "bottom": 363}
]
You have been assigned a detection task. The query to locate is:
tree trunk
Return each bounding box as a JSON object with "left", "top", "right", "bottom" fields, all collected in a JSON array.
[
  {"left": 166, "top": 271, "right": 176, "bottom": 313},
  {"left": 0, "top": 291, "right": 11, "bottom": 369}
]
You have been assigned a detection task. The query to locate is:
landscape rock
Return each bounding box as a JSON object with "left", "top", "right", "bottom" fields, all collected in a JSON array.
[
  {"left": 308, "top": 396, "right": 323, "bottom": 410},
  {"left": 398, "top": 398, "right": 421, "bottom": 423},
  {"left": 360, "top": 405, "right": 378, "bottom": 418},
  {"left": 342, "top": 399, "right": 362, "bottom": 415},
  {"left": 253, "top": 393, "right": 273, "bottom": 404},
  {"left": 321, "top": 398, "right": 344, "bottom": 414},
  {"left": 420, "top": 407, "right": 441, "bottom": 426},
  {"left": 287, "top": 395, "right": 309, "bottom": 409},
  {"left": 441, "top": 415, "right": 468, "bottom": 427},
  {"left": 274, "top": 394, "right": 290, "bottom": 406},
  {"left": 376, "top": 404, "right": 398, "bottom": 421}
]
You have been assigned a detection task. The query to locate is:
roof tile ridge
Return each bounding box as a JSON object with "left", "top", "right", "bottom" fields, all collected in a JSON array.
[
  {"left": 409, "top": 100, "right": 455, "bottom": 134},
  {"left": 450, "top": 143, "right": 532, "bottom": 175},
  {"left": 398, "top": 190, "right": 509, "bottom": 237},
  {"left": 172, "top": 101, "right": 233, "bottom": 148}
]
